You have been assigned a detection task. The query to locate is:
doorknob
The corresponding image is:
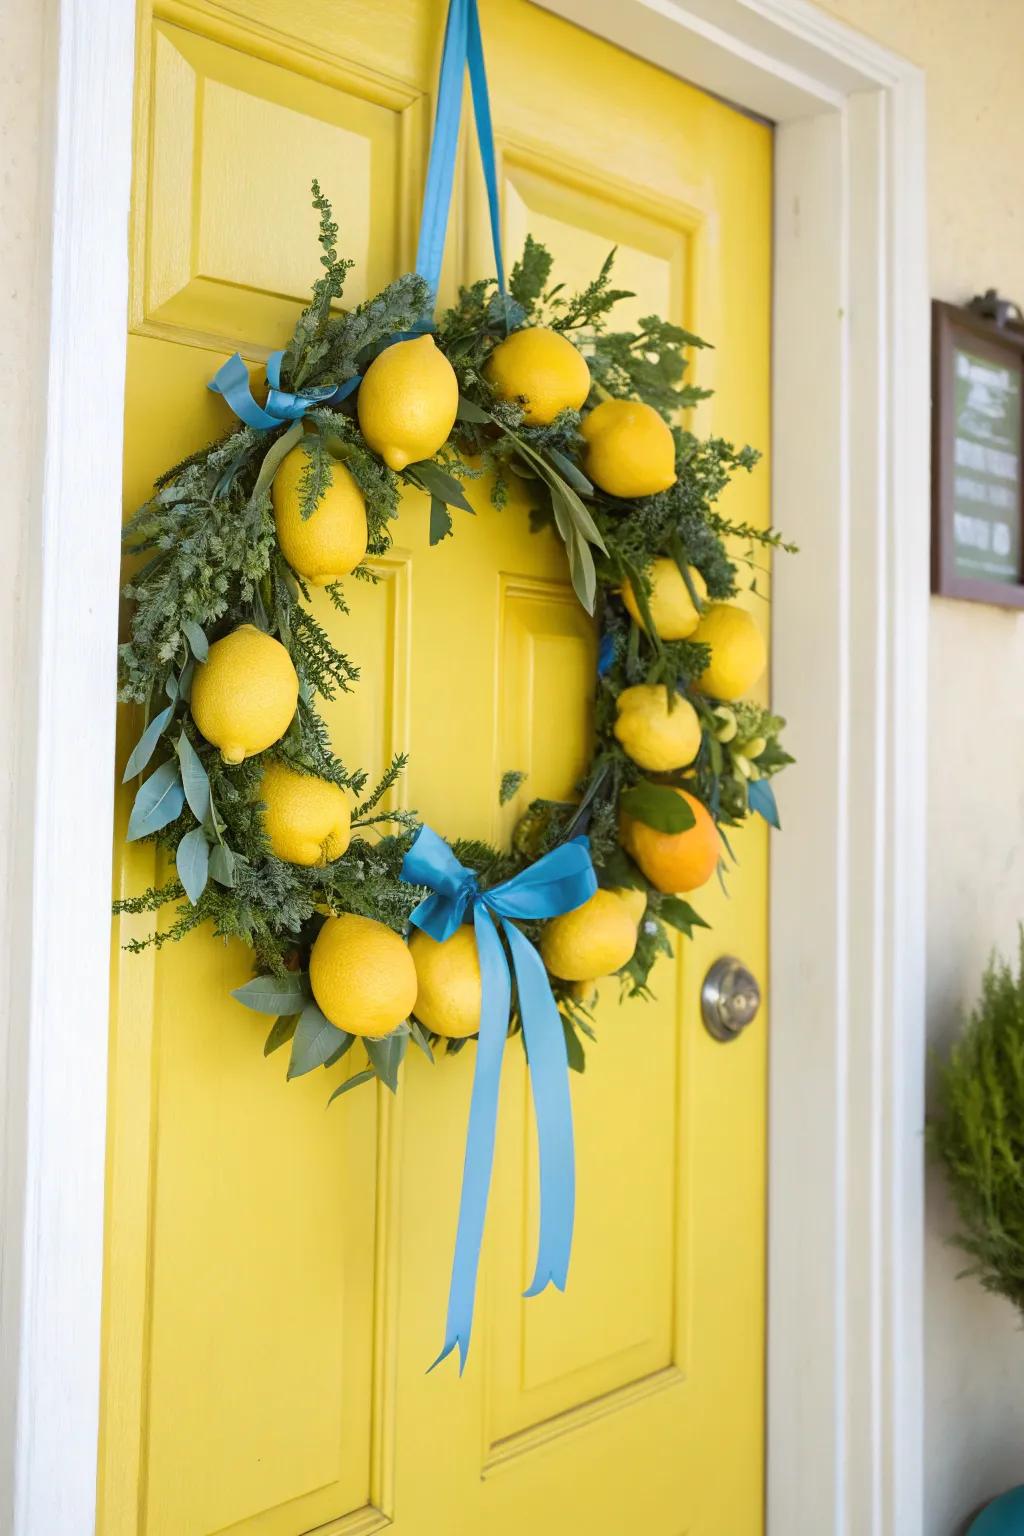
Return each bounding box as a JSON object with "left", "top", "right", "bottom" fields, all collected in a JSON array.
[{"left": 701, "top": 956, "right": 761, "bottom": 1042}]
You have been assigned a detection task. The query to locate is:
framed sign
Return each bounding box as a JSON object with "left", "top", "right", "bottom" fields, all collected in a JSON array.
[{"left": 932, "top": 300, "right": 1024, "bottom": 608}]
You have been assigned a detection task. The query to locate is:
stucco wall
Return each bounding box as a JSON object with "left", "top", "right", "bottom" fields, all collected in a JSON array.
[{"left": 817, "top": 2, "right": 1024, "bottom": 1531}]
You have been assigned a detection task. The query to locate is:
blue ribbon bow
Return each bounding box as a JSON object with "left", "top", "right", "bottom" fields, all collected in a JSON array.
[
  {"left": 400, "top": 825, "right": 596, "bottom": 1371},
  {"left": 207, "top": 348, "right": 360, "bottom": 433}
]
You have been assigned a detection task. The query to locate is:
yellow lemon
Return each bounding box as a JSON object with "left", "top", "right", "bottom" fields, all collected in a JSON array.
[
  {"left": 356, "top": 333, "right": 459, "bottom": 471},
  {"left": 613, "top": 684, "right": 702, "bottom": 773},
  {"left": 692, "top": 603, "right": 767, "bottom": 701},
  {"left": 610, "top": 886, "right": 648, "bottom": 927},
  {"left": 567, "top": 978, "right": 599, "bottom": 1008},
  {"left": 580, "top": 398, "right": 677, "bottom": 498},
  {"left": 309, "top": 913, "right": 417, "bottom": 1038},
  {"left": 190, "top": 624, "right": 298, "bottom": 765},
  {"left": 622, "top": 558, "right": 706, "bottom": 639},
  {"left": 409, "top": 926, "right": 482, "bottom": 1039},
  {"left": 540, "top": 889, "right": 637, "bottom": 981},
  {"left": 259, "top": 761, "right": 350, "bottom": 866},
  {"left": 483, "top": 326, "right": 591, "bottom": 425},
  {"left": 272, "top": 444, "right": 367, "bottom": 585}
]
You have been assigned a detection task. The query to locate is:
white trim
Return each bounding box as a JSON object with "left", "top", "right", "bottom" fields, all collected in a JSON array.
[
  {"left": 2, "top": 1, "right": 927, "bottom": 1532},
  {"left": 2, "top": 1, "right": 137, "bottom": 1533}
]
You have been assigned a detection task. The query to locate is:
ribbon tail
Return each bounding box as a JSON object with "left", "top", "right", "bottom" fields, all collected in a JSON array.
[
  {"left": 503, "top": 921, "right": 575, "bottom": 1297},
  {"left": 430, "top": 906, "right": 509, "bottom": 1373},
  {"left": 207, "top": 352, "right": 284, "bottom": 432}
]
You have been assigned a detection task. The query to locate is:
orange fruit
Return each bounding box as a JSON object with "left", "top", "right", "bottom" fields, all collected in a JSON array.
[{"left": 619, "top": 788, "right": 719, "bottom": 894}]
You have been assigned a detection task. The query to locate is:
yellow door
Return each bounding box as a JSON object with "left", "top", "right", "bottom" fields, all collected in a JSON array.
[{"left": 102, "top": 2, "right": 771, "bottom": 1532}]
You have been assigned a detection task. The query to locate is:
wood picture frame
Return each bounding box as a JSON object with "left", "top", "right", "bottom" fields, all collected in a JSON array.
[{"left": 932, "top": 300, "right": 1024, "bottom": 608}]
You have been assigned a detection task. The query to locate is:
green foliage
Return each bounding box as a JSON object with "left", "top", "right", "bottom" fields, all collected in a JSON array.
[
  {"left": 931, "top": 934, "right": 1024, "bottom": 1315},
  {"left": 499, "top": 770, "right": 527, "bottom": 806},
  {"left": 588, "top": 316, "right": 711, "bottom": 420},
  {"left": 282, "top": 182, "right": 428, "bottom": 393},
  {"left": 280, "top": 179, "right": 354, "bottom": 390},
  {"left": 508, "top": 235, "right": 552, "bottom": 310}
]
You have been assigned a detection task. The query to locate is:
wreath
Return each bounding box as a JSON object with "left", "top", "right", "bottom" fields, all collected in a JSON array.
[
  {"left": 114, "top": 0, "right": 792, "bottom": 1373},
  {"left": 117, "top": 183, "right": 792, "bottom": 1066}
]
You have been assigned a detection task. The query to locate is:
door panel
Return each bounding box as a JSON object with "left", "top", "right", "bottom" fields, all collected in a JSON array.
[{"left": 103, "top": 2, "right": 771, "bottom": 1532}]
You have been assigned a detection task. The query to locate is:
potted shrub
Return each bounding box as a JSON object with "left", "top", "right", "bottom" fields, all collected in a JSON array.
[{"left": 931, "top": 933, "right": 1024, "bottom": 1534}]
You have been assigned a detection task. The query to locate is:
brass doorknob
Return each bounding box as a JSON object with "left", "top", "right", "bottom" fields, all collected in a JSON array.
[{"left": 701, "top": 956, "right": 761, "bottom": 1042}]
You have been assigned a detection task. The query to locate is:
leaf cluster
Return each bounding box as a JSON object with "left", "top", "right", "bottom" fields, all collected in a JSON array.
[{"left": 930, "top": 933, "right": 1024, "bottom": 1316}]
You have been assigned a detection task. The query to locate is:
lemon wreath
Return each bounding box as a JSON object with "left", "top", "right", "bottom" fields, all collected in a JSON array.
[{"left": 116, "top": 185, "right": 793, "bottom": 1096}]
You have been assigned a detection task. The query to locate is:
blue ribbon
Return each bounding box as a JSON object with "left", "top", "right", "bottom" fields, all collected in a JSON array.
[
  {"left": 597, "top": 632, "right": 615, "bottom": 676},
  {"left": 400, "top": 825, "right": 596, "bottom": 1371},
  {"left": 207, "top": 348, "right": 360, "bottom": 432},
  {"left": 416, "top": 0, "right": 506, "bottom": 305}
]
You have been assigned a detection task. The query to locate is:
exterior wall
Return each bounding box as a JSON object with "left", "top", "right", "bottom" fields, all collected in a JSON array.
[{"left": 818, "top": 3, "right": 1024, "bottom": 1531}]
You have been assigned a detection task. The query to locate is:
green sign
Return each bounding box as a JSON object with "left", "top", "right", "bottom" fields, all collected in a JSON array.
[{"left": 952, "top": 347, "right": 1022, "bottom": 583}]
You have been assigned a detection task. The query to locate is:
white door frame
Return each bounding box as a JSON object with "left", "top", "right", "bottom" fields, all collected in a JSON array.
[{"left": 2, "top": 1, "right": 927, "bottom": 1532}]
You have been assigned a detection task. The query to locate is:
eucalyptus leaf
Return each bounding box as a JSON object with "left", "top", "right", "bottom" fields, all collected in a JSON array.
[
  {"left": 177, "top": 657, "right": 195, "bottom": 703},
  {"left": 323, "top": 1031, "right": 356, "bottom": 1068},
  {"left": 520, "top": 440, "right": 606, "bottom": 553},
  {"left": 327, "top": 1068, "right": 375, "bottom": 1105},
  {"left": 264, "top": 1013, "right": 300, "bottom": 1056},
  {"left": 545, "top": 446, "right": 593, "bottom": 497},
  {"left": 562, "top": 1017, "right": 586, "bottom": 1074},
  {"left": 456, "top": 395, "right": 491, "bottom": 424},
  {"left": 620, "top": 558, "right": 663, "bottom": 654},
  {"left": 175, "top": 731, "right": 211, "bottom": 822},
  {"left": 619, "top": 781, "right": 696, "bottom": 833},
  {"left": 407, "top": 458, "right": 474, "bottom": 512},
  {"left": 209, "top": 842, "right": 237, "bottom": 887},
  {"left": 122, "top": 704, "right": 173, "bottom": 782},
  {"left": 126, "top": 759, "right": 185, "bottom": 841},
  {"left": 175, "top": 825, "right": 209, "bottom": 905},
  {"left": 250, "top": 420, "right": 304, "bottom": 504},
  {"left": 365, "top": 1030, "right": 408, "bottom": 1093},
  {"left": 667, "top": 533, "right": 706, "bottom": 616},
  {"left": 428, "top": 495, "right": 453, "bottom": 545},
  {"left": 409, "top": 1019, "right": 434, "bottom": 1062},
  {"left": 287, "top": 1000, "right": 349, "bottom": 1079},
  {"left": 549, "top": 493, "right": 597, "bottom": 615},
  {"left": 231, "top": 972, "right": 309, "bottom": 1015},
  {"left": 182, "top": 620, "right": 208, "bottom": 661}
]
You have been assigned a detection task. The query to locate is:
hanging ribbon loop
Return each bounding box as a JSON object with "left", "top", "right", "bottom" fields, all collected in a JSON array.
[
  {"left": 208, "top": 348, "right": 360, "bottom": 433},
  {"left": 415, "top": 0, "right": 506, "bottom": 306},
  {"left": 210, "top": 0, "right": 506, "bottom": 429},
  {"left": 400, "top": 826, "right": 596, "bottom": 1371}
]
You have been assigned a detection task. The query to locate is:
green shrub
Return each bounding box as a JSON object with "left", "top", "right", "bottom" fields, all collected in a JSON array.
[{"left": 931, "top": 932, "right": 1024, "bottom": 1312}]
